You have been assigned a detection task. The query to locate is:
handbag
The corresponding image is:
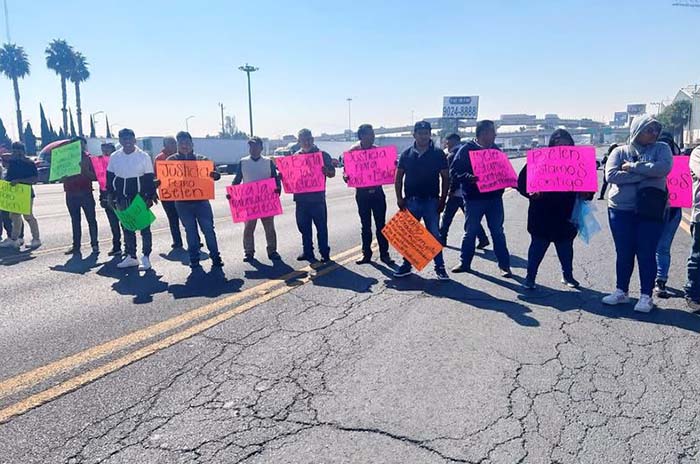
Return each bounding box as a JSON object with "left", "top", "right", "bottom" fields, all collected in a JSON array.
[{"left": 636, "top": 187, "right": 668, "bottom": 222}]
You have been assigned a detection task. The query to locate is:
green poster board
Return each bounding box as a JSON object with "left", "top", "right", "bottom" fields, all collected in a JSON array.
[
  {"left": 113, "top": 195, "right": 156, "bottom": 231},
  {"left": 49, "top": 140, "right": 82, "bottom": 182},
  {"left": 0, "top": 180, "right": 31, "bottom": 215}
]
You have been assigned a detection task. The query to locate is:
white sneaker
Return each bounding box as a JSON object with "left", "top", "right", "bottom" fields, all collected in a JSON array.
[
  {"left": 29, "top": 238, "right": 41, "bottom": 249},
  {"left": 0, "top": 238, "right": 20, "bottom": 249},
  {"left": 634, "top": 294, "right": 654, "bottom": 313},
  {"left": 139, "top": 255, "right": 152, "bottom": 271},
  {"left": 117, "top": 256, "right": 140, "bottom": 269},
  {"left": 602, "top": 289, "right": 630, "bottom": 305}
]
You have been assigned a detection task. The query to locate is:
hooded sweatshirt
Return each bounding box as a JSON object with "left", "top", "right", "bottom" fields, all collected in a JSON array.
[
  {"left": 450, "top": 140, "right": 504, "bottom": 200},
  {"left": 690, "top": 146, "right": 700, "bottom": 223},
  {"left": 605, "top": 115, "right": 673, "bottom": 212}
]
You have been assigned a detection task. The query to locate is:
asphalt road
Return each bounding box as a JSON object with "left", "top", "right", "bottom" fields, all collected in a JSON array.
[{"left": 1, "top": 161, "right": 699, "bottom": 463}]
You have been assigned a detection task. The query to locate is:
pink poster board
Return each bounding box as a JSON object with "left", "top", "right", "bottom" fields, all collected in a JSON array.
[
  {"left": 468, "top": 149, "right": 518, "bottom": 193},
  {"left": 343, "top": 146, "right": 397, "bottom": 188},
  {"left": 526, "top": 145, "right": 598, "bottom": 193},
  {"left": 90, "top": 155, "right": 110, "bottom": 191},
  {"left": 668, "top": 156, "right": 692, "bottom": 208},
  {"left": 274, "top": 152, "right": 326, "bottom": 194},
  {"left": 226, "top": 178, "right": 283, "bottom": 223}
]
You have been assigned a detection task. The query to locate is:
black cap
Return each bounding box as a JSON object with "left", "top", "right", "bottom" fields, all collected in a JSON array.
[
  {"left": 414, "top": 120, "right": 431, "bottom": 132},
  {"left": 248, "top": 136, "right": 263, "bottom": 145}
]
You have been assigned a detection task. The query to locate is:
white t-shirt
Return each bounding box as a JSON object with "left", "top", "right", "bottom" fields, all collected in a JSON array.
[{"left": 107, "top": 147, "right": 154, "bottom": 178}]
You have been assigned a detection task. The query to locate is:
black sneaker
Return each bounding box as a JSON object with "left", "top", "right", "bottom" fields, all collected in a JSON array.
[
  {"left": 476, "top": 239, "right": 490, "bottom": 250},
  {"left": 522, "top": 278, "right": 537, "bottom": 290},
  {"left": 393, "top": 264, "right": 412, "bottom": 278},
  {"left": 561, "top": 275, "right": 580, "bottom": 288},
  {"left": 268, "top": 251, "right": 282, "bottom": 261},
  {"left": 320, "top": 255, "right": 331, "bottom": 263},
  {"left": 435, "top": 268, "right": 450, "bottom": 281},
  {"left": 108, "top": 247, "right": 122, "bottom": 257},
  {"left": 451, "top": 264, "right": 471, "bottom": 273},
  {"left": 297, "top": 253, "right": 316, "bottom": 262},
  {"left": 355, "top": 255, "right": 372, "bottom": 265},
  {"left": 65, "top": 246, "right": 80, "bottom": 255},
  {"left": 211, "top": 257, "right": 224, "bottom": 267},
  {"left": 500, "top": 268, "right": 513, "bottom": 278},
  {"left": 654, "top": 279, "right": 670, "bottom": 299}
]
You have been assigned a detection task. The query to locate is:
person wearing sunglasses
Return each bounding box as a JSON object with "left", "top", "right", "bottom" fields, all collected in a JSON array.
[{"left": 602, "top": 115, "right": 672, "bottom": 313}]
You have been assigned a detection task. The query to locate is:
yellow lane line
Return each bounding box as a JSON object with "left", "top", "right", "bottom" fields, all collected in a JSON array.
[
  {"left": 0, "top": 246, "right": 368, "bottom": 424},
  {"left": 0, "top": 245, "right": 363, "bottom": 400}
]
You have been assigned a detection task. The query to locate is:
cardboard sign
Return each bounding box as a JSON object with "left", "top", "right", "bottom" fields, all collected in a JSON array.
[
  {"left": 114, "top": 195, "right": 156, "bottom": 231},
  {"left": 526, "top": 145, "right": 598, "bottom": 193},
  {"left": 468, "top": 149, "right": 517, "bottom": 193},
  {"left": 343, "top": 146, "right": 397, "bottom": 188},
  {"left": 156, "top": 160, "right": 215, "bottom": 201},
  {"left": 49, "top": 140, "right": 82, "bottom": 182},
  {"left": 382, "top": 209, "right": 443, "bottom": 271},
  {"left": 274, "top": 152, "right": 326, "bottom": 194},
  {"left": 668, "top": 156, "right": 692, "bottom": 208},
  {"left": 226, "top": 178, "right": 283, "bottom": 223},
  {"left": 0, "top": 180, "right": 31, "bottom": 215},
  {"left": 90, "top": 156, "right": 110, "bottom": 191}
]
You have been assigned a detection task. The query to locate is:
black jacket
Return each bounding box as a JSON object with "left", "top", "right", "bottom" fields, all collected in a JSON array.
[{"left": 450, "top": 140, "right": 504, "bottom": 200}]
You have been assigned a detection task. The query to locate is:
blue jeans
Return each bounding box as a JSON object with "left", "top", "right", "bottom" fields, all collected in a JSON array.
[
  {"left": 460, "top": 197, "right": 510, "bottom": 269},
  {"left": 123, "top": 227, "right": 152, "bottom": 259},
  {"left": 400, "top": 197, "right": 445, "bottom": 271},
  {"left": 527, "top": 237, "right": 574, "bottom": 281},
  {"left": 439, "top": 195, "right": 487, "bottom": 245},
  {"left": 685, "top": 223, "right": 700, "bottom": 301},
  {"left": 295, "top": 201, "right": 329, "bottom": 258},
  {"left": 175, "top": 201, "right": 220, "bottom": 265},
  {"left": 608, "top": 208, "right": 664, "bottom": 295},
  {"left": 66, "top": 191, "right": 98, "bottom": 248},
  {"left": 656, "top": 208, "right": 682, "bottom": 282}
]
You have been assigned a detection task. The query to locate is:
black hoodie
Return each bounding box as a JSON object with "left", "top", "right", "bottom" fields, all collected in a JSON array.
[{"left": 450, "top": 140, "right": 505, "bottom": 200}]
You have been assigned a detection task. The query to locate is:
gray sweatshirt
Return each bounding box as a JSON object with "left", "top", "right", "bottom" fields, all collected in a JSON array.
[
  {"left": 690, "top": 146, "right": 700, "bottom": 223},
  {"left": 605, "top": 114, "right": 673, "bottom": 211}
]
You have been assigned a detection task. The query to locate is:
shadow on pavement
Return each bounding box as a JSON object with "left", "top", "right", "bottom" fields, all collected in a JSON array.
[
  {"left": 158, "top": 248, "right": 208, "bottom": 266},
  {"left": 49, "top": 252, "right": 101, "bottom": 275},
  {"left": 243, "top": 258, "right": 298, "bottom": 282},
  {"left": 108, "top": 268, "right": 170, "bottom": 304},
  {"left": 168, "top": 267, "right": 243, "bottom": 300},
  {"left": 384, "top": 274, "right": 539, "bottom": 327},
  {"left": 0, "top": 247, "right": 36, "bottom": 266},
  {"left": 311, "top": 263, "right": 378, "bottom": 293}
]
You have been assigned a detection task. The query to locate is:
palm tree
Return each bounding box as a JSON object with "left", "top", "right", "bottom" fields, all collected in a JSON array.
[
  {"left": 69, "top": 51, "right": 89, "bottom": 137},
  {"left": 0, "top": 43, "right": 30, "bottom": 143},
  {"left": 45, "top": 39, "right": 75, "bottom": 134}
]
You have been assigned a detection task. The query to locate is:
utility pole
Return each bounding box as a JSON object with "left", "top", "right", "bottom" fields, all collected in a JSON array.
[
  {"left": 346, "top": 98, "right": 352, "bottom": 140},
  {"left": 238, "top": 64, "right": 259, "bottom": 136},
  {"left": 218, "top": 103, "right": 225, "bottom": 136},
  {"left": 3, "top": 0, "right": 10, "bottom": 43}
]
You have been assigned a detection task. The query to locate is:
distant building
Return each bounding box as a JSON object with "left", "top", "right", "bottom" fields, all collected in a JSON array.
[{"left": 673, "top": 86, "right": 700, "bottom": 146}]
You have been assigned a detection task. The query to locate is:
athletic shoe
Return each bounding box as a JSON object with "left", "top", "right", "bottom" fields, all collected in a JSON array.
[
  {"left": 65, "top": 247, "right": 80, "bottom": 255},
  {"left": 602, "top": 289, "right": 630, "bottom": 305},
  {"left": 522, "top": 278, "right": 537, "bottom": 290},
  {"left": 212, "top": 257, "right": 224, "bottom": 267},
  {"left": 107, "top": 247, "right": 122, "bottom": 257},
  {"left": 117, "top": 256, "right": 140, "bottom": 269},
  {"left": 654, "top": 279, "right": 670, "bottom": 299},
  {"left": 0, "top": 238, "right": 20, "bottom": 249},
  {"left": 380, "top": 254, "right": 396, "bottom": 267},
  {"left": 296, "top": 253, "right": 316, "bottom": 262},
  {"left": 29, "top": 239, "right": 41, "bottom": 249},
  {"left": 435, "top": 268, "right": 450, "bottom": 281},
  {"left": 500, "top": 268, "right": 513, "bottom": 278},
  {"left": 634, "top": 294, "right": 654, "bottom": 313},
  {"left": 393, "top": 264, "right": 412, "bottom": 278},
  {"left": 476, "top": 239, "right": 490, "bottom": 250},
  {"left": 561, "top": 275, "right": 580, "bottom": 288},
  {"left": 355, "top": 255, "right": 372, "bottom": 265},
  {"left": 139, "top": 255, "right": 152, "bottom": 271},
  {"left": 451, "top": 264, "right": 471, "bottom": 273},
  {"left": 268, "top": 252, "right": 282, "bottom": 261},
  {"left": 685, "top": 297, "right": 700, "bottom": 313},
  {"left": 320, "top": 255, "right": 331, "bottom": 263}
]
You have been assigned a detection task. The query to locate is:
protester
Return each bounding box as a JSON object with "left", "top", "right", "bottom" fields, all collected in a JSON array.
[
  {"left": 344, "top": 124, "right": 394, "bottom": 266},
  {"left": 517, "top": 129, "right": 584, "bottom": 290},
  {"left": 602, "top": 115, "right": 672, "bottom": 313},
  {"left": 0, "top": 142, "right": 41, "bottom": 250},
  {"left": 598, "top": 143, "right": 618, "bottom": 200},
  {"left": 439, "top": 132, "right": 489, "bottom": 248},
  {"left": 106, "top": 128, "right": 157, "bottom": 270},
  {"left": 393, "top": 121, "right": 450, "bottom": 280},
  {"left": 450, "top": 120, "right": 512, "bottom": 277},
  {"left": 98, "top": 143, "right": 122, "bottom": 256},
  {"left": 167, "top": 131, "right": 223, "bottom": 269},
  {"left": 654, "top": 133, "right": 683, "bottom": 298},
  {"left": 0, "top": 157, "right": 15, "bottom": 241},
  {"left": 63, "top": 137, "right": 99, "bottom": 255},
  {"left": 230, "top": 136, "right": 281, "bottom": 262},
  {"left": 292, "top": 128, "right": 336, "bottom": 263},
  {"left": 685, "top": 145, "right": 700, "bottom": 311},
  {"left": 154, "top": 136, "right": 184, "bottom": 250}
]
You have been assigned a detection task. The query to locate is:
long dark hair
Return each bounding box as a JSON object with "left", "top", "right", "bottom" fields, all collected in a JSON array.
[{"left": 548, "top": 129, "right": 575, "bottom": 147}]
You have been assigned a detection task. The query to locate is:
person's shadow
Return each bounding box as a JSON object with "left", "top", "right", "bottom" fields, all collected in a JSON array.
[
  {"left": 168, "top": 267, "right": 243, "bottom": 299},
  {"left": 0, "top": 246, "right": 36, "bottom": 265},
  {"left": 108, "top": 268, "right": 170, "bottom": 304},
  {"left": 243, "top": 258, "right": 298, "bottom": 282},
  {"left": 311, "top": 261, "right": 379, "bottom": 293},
  {"left": 158, "top": 248, "right": 209, "bottom": 266},
  {"left": 49, "top": 252, "right": 101, "bottom": 275}
]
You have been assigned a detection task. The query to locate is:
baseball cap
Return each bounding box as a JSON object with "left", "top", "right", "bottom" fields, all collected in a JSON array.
[
  {"left": 414, "top": 120, "right": 432, "bottom": 132},
  {"left": 248, "top": 136, "right": 263, "bottom": 145}
]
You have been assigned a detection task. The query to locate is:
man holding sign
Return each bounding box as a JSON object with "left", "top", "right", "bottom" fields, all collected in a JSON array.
[
  {"left": 393, "top": 121, "right": 449, "bottom": 280},
  {"left": 450, "top": 120, "right": 512, "bottom": 277},
  {"left": 344, "top": 124, "right": 394, "bottom": 266},
  {"left": 62, "top": 137, "right": 99, "bottom": 255},
  {"left": 0, "top": 142, "right": 41, "bottom": 250},
  {"left": 166, "top": 131, "right": 223, "bottom": 269},
  {"left": 229, "top": 136, "right": 281, "bottom": 262}
]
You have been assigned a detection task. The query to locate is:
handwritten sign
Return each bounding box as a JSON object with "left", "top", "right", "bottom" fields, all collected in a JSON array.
[
  {"left": 468, "top": 149, "right": 517, "bottom": 193},
  {"left": 343, "top": 146, "right": 397, "bottom": 188},
  {"left": 526, "top": 145, "right": 598, "bottom": 193},
  {"left": 382, "top": 209, "right": 443, "bottom": 271},
  {"left": 274, "top": 152, "right": 326, "bottom": 194},
  {"left": 226, "top": 178, "right": 283, "bottom": 223},
  {"left": 668, "top": 156, "right": 692, "bottom": 208},
  {"left": 90, "top": 156, "right": 110, "bottom": 191},
  {"left": 156, "top": 160, "right": 215, "bottom": 201},
  {"left": 0, "top": 180, "right": 31, "bottom": 215},
  {"left": 49, "top": 140, "right": 82, "bottom": 182},
  {"left": 114, "top": 195, "right": 156, "bottom": 231}
]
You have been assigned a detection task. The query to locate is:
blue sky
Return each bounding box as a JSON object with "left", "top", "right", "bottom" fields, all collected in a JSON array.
[{"left": 0, "top": 0, "right": 698, "bottom": 141}]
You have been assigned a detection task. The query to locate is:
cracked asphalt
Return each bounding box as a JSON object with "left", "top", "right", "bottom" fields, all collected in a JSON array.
[{"left": 1, "top": 162, "right": 699, "bottom": 463}]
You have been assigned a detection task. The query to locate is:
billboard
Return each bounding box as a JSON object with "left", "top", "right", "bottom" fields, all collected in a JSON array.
[
  {"left": 614, "top": 112, "right": 629, "bottom": 126},
  {"left": 627, "top": 104, "right": 646, "bottom": 116},
  {"left": 442, "top": 96, "right": 479, "bottom": 119}
]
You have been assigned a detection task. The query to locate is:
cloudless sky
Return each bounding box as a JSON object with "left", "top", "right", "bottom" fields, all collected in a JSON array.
[{"left": 1, "top": 0, "right": 698, "bottom": 141}]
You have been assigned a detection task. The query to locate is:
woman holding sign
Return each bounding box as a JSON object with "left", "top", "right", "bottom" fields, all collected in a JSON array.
[
  {"left": 517, "top": 129, "right": 582, "bottom": 290},
  {"left": 603, "top": 115, "right": 672, "bottom": 313}
]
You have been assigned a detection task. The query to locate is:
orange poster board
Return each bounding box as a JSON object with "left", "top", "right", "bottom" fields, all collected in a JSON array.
[
  {"left": 156, "top": 160, "right": 215, "bottom": 201},
  {"left": 382, "top": 209, "right": 443, "bottom": 271}
]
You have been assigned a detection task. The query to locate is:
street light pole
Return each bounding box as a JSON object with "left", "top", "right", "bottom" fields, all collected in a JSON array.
[
  {"left": 238, "top": 63, "right": 258, "bottom": 136},
  {"left": 218, "top": 103, "right": 225, "bottom": 136},
  {"left": 346, "top": 98, "right": 352, "bottom": 139},
  {"left": 3, "top": 0, "right": 10, "bottom": 43},
  {"left": 185, "top": 115, "right": 195, "bottom": 132}
]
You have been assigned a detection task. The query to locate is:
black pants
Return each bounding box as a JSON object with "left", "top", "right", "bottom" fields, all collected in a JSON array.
[
  {"left": 104, "top": 206, "right": 122, "bottom": 250},
  {"left": 295, "top": 201, "right": 329, "bottom": 258},
  {"left": 161, "top": 201, "right": 183, "bottom": 247},
  {"left": 66, "top": 191, "right": 98, "bottom": 248},
  {"left": 599, "top": 177, "right": 609, "bottom": 199},
  {"left": 356, "top": 189, "right": 389, "bottom": 258},
  {"left": 124, "top": 226, "right": 152, "bottom": 259}
]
